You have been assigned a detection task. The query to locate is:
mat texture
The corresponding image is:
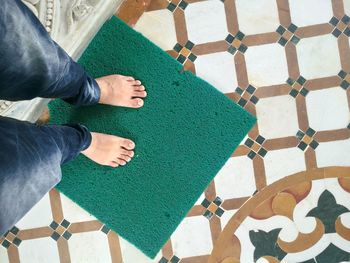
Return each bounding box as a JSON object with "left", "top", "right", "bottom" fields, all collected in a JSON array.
[{"left": 49, "top": 16, "right": 256, "bottom": 258}]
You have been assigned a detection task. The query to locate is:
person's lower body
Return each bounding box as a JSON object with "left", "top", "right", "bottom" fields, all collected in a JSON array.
[{"left": 0, "top": 0, "right": 145, "bottom": 236}]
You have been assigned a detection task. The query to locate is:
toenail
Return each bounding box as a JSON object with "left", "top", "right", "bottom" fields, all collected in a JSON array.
[{"left": 137, "top": 99, "right": 143, "bottom": 106}]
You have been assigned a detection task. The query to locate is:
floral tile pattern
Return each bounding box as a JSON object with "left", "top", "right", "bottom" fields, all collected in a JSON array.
[{"left": 2, "top": 0, "right": 349, "bottom": 262}]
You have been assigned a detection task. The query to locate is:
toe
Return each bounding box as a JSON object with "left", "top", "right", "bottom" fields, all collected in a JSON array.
[
  {"left": 125, "top": 76, "right": 135, "bottom": 81},
  {"left": 133, "top": 80, "right": 142, "bottom": 86},
  {"left": 110, "top": 161, "right": 119, "bottom": 168},
  {"left": 116, "top": 158, "right": 127, "bottom": 166},
  {"left": 133, "top": 91, "right": 147, "bottom": 98},
  {"left": 134, "top": 85, "right": 145, "bottom": 91},
  {"left": 129, "top": 98, "right": 144, "bottom": 108},
  {"left": 120, "top": 154, "right": 132, "bottom": 162},
  {"left": 121, "top": 149, "right": 134, "bottom": 157},
  {"left": 121, "top": 139, "right": 135, "bottom": 150}
]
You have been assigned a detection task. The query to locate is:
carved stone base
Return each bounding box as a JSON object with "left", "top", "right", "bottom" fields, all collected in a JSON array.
[{"left": 0, "top": 0, "right": 123, "bottom": 122}]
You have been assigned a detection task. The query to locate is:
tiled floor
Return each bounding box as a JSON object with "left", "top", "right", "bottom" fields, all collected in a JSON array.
[{"left": 1, "top": 0, "right": 350, "bottom": 262}]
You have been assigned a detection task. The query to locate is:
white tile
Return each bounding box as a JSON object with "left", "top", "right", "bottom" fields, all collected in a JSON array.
[
  {"left": 256, "top": 95, "right": 299, "bottom": 139},
  {"left": 245, "top": 43, "right": 289, "bottom": 87},
  {"left": 134, "top": 10, "right": 177, "bottom": 51},
  {"left": 68, "top": 231, "right": 111, "bottom": 263},
  {"left": 185, "top": 0, "right": 228, "bottom": 44},
  {"left": 344, "top": 0, "right": 350, "bottom": 16},
  {"left": 297, "top": 34, "right": 341, "bottom": 79},
  {"left": 306, "top": 87, "right": 349, "bottom": 131},
  {"left": 215, "top": 156, "right": 256, "bottom": 200},
  {"left": 289, "top": 0, "right": 333, "bottom": 27},
  {"left": 0, "top": 247, "right": 9, "bottom": 263},
  {"left": 194, "top": 193, "right": 206, "bottom": 206},
  {"left": 60, "top": 194, "right": 96, "bottom": 223},
  {"left": 18, "top": 237, "right": 60, "bottom": 263},
  {"left": 264, "top": 147, "right": 306, "bottom": 184},
  {"left": 119, "top": 237, "right": 162, "bottom": 263},
  {"left": 316, "top": 139, "right": 350, "bottom": 167},
  {"left": 171, "top": 216, "right": 213, "bottom": 258},
  {"left": 16, "top": 194, "right": 52, "bottom": 229},
  {"left": 235, "top": 0, "right": 280, "bottom": 35},
  {"left": 195, "top": 52, "right": 237, "bottom": 93}
]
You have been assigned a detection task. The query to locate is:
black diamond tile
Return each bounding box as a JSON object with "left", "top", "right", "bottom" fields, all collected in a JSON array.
[
  {"left": 213, "top": 196, "right": 222, "bottom": 206},
  {"left": 227, "top": 46, "right": 237, "bottom": 54},
  {"left": 235, "top": 87, "right": 244, "bottom": 95},
  {"left": 342, "top": 14, "right": 350, "bottom": 24},
  {"left": 296, "top": 130, "right": 305, "bottom": 140},
  {"left": 12, "top": 237, "right": 21, "bottom": 247},
  {"left": 2, "top": 239, "right": 10, "bottom": 248},
  {"left": 215, "top": 207, "right": 225, "bottom": 217},
  {"left": 101, "top": 225, "right": 110, "bottom": 234},
  {"left": 173, "top": 43, "right": 182, "bottom": 52},
  {"left": 246, "top": 85, "right": 256, "bottom": 94},
  {"left": 248, "top": 150, "right": 256, "bottom": 159},
  {"left": 61, "top": 219, "right": 70, "bottom": 228},
  {"left": 201, "top": 198, "right": 210, "bottom": 208},
  {"left": 178, "top": 0, "right": 188, "bottom": 10},
  {"left": 309, "top": 140, "right": 319, "bottom": 149},
  {"left": 3, "top": 231, "right": 9, "bottom": 238},
  {"left": 159, "top": 257, "right": 168, "bottom": 263},
  {"left": 330, "top": 16, "right": 339, "bottom": 26},
  {"left": 238, "top": 44, "right": 247, "bottom": 53},
  {"left": 298, "top": 141, "right": 308, "bottom": 151},
  {"left": 236, "top": 31, "right": 245, "bottom": 40},
  {"left": 245, "top": 138, "right": 254, "bottom": 147},
  {"left": 338, "top": 70, "right": 347, "bottom": 79},
  {"left": 185, "top": 40, "right": 194, "bottom": 50},
  {"left": 225, "top": 34, "right": 234, "bottom": 43},
  {"left": 250, "top": 95, "right": 259, "bottom": 104},
  {"left": 50, "top": 221, "right": 59, "bottom": 230},
  {"left": 276, "top": 25, "right": 286, "bottom": 35},
  {"left": 203, "top": 210, "right": 213, "bottom": 220},
  {"left": 10, "top": 226, "right": 19, "bottom": 235},
  {"left": 278, "top": 37, "right": 288, "bottom": 46},
  {"left": 286, "top": 78, "right": 295, "bottom": 86},
  {"left": 289, "top": 89, "right": 298, "bottom": 98},
  {"left": 344, "top": 27, "right": 350, "bottom": 36},
  {"left": 51, "top": 231, "right": 60, "bottom": 241},
  {"left": 256, "top": 135, "right": 265, "bottom": 145},
  {"left": 297, "top": 76, "right": 306, "bottom": 85},
  {"left": 238, "top": 98, "right": 247, "bottom": 107},
  {"left": 167, "top": 3, "right": 176, "bottom": 12},
  {"left": 347, "top": 123, "right": 350, "bottom": 129},
  {"left": 291, "top": 35, "right": 300, "bottom": 45},
  {"left": 341, "top": 80, "right": 350, "bottom": 90},
  {"left": 306, "top": 127, "right": 316, "bottom": 137},
  {"left": 188, "top": 53, "right": 197, "bottom": 62},
  {"left": 258, "top": 148, "right": 267, "bottom": 157},
  {"left": 177, "top": 54, "right": 186, "bottom": 64},
  {"left": 288, "top": 23, "right": 298, "bottom": 33},
  {"left": 300, "top": 88, "right": 309, "bottom": 96},
  {"left": 332, "top": 28, "right": 342, "bottom": 37},
  {"left": 170, "top": 255, "right": 180, "bottom": 263},
  {"left": 62, "top": 231, "right": 72, "bottom": 240}
]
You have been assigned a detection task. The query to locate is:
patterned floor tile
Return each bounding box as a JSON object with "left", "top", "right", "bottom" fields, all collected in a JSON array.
[
  {"left": 264, "top": 147, "right": 306, "bottom": 184},
  {"left": 306, "top": 87, "right": 349, "bottom": 131},
  {"left": 195, "top": 51, "right": 237, "bottom": 93},
  {"left": 134, "top": 9, "right": 177, "bottom": 51},
  {"left": 60, "top": 194, "right": 96, "bottom": 223},
  {"left": 171, "top": 215, "right": 213, "bottom": 258},
  {"left": 235, "top": 0, "right": 280, "bottom": 35},
  {"left": 184, "top": 0, "right": 228, "bottom": 44},
  {"left": 297, "top": 34, "right": 342, "bottom": 79},
  {"left": 0, "top": 246, "right": 9, "bottom": 263},
  {"left": 316, "top": 139, "right": 350, "bottom": 167},
  {"left": 289, "top": 0, "right": 333, "bottom": 27},
  {"left": 215, "top": 156, "right": 255, "bottom": 200},
  {"left": 256, "top": 95, "right": 299, "bottom": 139},
  {"left": 245, "top": 43, "right": 289, "bottom": 86},
  {"left": 18, "top": 237, "right": 60, "bottom": 263}
]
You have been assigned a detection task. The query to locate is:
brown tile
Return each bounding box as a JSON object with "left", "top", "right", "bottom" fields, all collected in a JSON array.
[
  {"left": 283, "top": 180, "right": 312, "bottom": 202},
  {"left": 332, "top": 0, "right": 345, "bottom": 18},
  {"left": 251, "top": 143, "right": 260, "bottom": 152},
  {"left": 271, "top": 192, "right": 296, "bottom": 219},
  {"left": 107, "top": 231, "right": 123, "bottom": 263},
  {"left": 263, "top": 137, "right": 298, "bottom": 151},
  {"left": 68, "top": 221, "right": 103, "bottom": 233},
  {"left": 161, "top": 239, "right": 173, "bottom": 259},
  {"left": 57, "top": 237, "right": 71, "bottom": 263},
  {"left": 232, "top": 39, "right": 241, "bottom": 49},
  {"left": 7, "top": 245, "right": 20, "bottom": 263},
  {"left": 295, "top": 95, "right": 309, "bottom": 131},
  {"left": 335, "top": 217, "right": 350, "bottom": 241},
  {"left": 49, "top": 189, "right": 64, "bottom": 223},
  {"left": 222, "top": 197, "right": 249, "bottom": 211},
  {"left": 242, "top": 32, "right": 279, "bottom": 47},
  {"left": 173, "top": 8, "right": 188, "bottom": 45},
  {"left": 282, "top": 30, "right": 293, "bottom": 40},
  {"left": 180, "top": 47, "right": 191, "bottom": 57},
  {"left": 338, "top": 177, "right": 350, "bottom": 193},
  {"left": 231, "top": 145, "right": 250, "bottom": 157},
  {"left": 181, "top": 255, "right": 210, "bottom": 263},
  {"left": 276, "top": 0, "right": 292, "bottom": 26},
  {"left": 338, "top": 34, "right": 350, "bottom": 72},
  {"left": 314, "top": 128, "right": 350, "bottom": 142},
  {"left": 224, "top": 0, "right": 239, "bottom": 34},
  {"left": 297, "top": 24, "right": 333, "bottom": 38},
  {"left": 116, "top": 0, "right": 151, "bottom": 27},
  {"left": 192, "top": 41, "right": 228, "bottom": 55},
  {"left": 208, "top": 203, "right": 218, "bottom": 213},
  {"left": 234, "top": 53, "right": 249, "bottom": 88},
  {"left": 17, "top": 227, "right": 52, "bottom": 240},
  {"left": 187, "top": 205, "right": 206, "bottom": 217},
  {"left": 302, "top": 135, "right": 312, "bottom": 144},
  {"left": 254, "top": 84, "right": 291, "bottom": 98},
  {"left": 147, "top": 0, "right": 169, "bottom": 11},
  {"left": 285, "top": 42, "right": 300, "bottom": 78},
  {"left": 305, "top": 76, "right": 341, "bottom": 91},
  {"left": 209, "top": 216, "right": 222, "bottom": 242}
]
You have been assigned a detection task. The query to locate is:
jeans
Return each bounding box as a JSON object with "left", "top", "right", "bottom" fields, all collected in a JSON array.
[{"left": 0, "top": 0, "right": 101, "bottom": 236}]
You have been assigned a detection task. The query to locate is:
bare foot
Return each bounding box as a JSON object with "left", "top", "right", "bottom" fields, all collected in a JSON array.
[
  {"left": 96, "top": 74, "right": 147, "bottom": 108},
  {"left": 81, "top": 132, "right": 135, "bottom": 168}
]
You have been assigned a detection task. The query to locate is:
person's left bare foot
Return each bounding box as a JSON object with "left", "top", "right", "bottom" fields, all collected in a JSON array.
[{"left": 96, "top": 74, "right": 147, "bottom": 108}]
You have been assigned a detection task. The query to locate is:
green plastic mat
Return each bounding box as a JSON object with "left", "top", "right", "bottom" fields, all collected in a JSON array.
[{"left": 49, "top": 16, "right": 256, "bottom": 258}]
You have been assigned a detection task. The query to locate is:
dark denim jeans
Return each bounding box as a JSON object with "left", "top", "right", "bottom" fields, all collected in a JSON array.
[{"left": 0, "top": 0, "right": 101, "bottom": 236}]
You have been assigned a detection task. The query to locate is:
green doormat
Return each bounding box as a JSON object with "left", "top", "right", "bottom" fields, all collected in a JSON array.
[{"left": 49, "top": 16, "right": 256, "bottom": 258}]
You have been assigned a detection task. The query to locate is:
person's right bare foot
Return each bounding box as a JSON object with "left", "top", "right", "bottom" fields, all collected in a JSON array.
[{"left": 81, "top": 132, "right": 135, "bottom": 168}]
